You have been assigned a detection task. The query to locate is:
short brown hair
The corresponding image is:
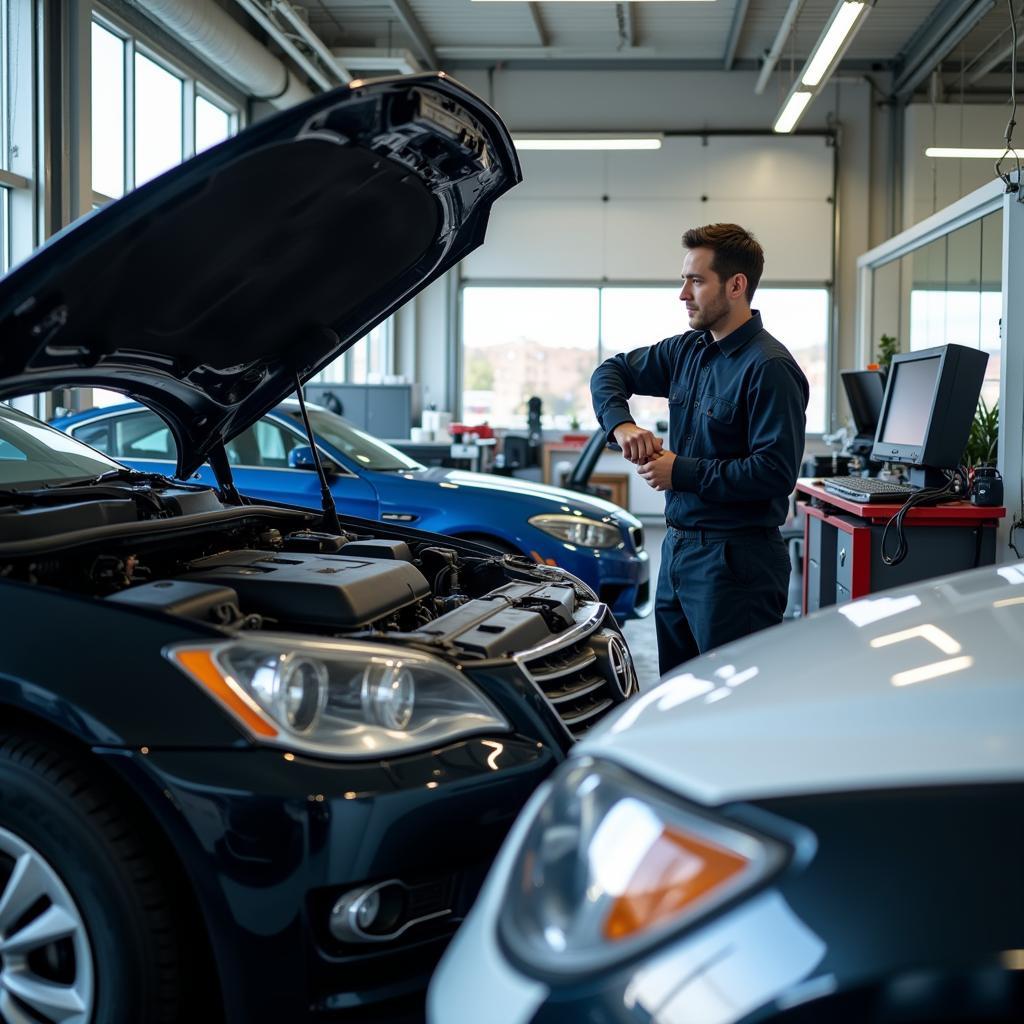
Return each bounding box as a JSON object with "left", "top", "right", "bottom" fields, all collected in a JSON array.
[{"left": 682, "top": 223, "right": 764, "bottom": 301}]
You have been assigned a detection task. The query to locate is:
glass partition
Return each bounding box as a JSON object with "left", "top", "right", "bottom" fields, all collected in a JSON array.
[{"left": 865, "top": 201, "right": 1003, "bottom": 407}]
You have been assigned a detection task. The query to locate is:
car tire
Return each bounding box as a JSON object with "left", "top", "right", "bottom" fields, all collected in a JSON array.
[{"left": 0, "top": 735, "right": 189, "bottom": 1024}]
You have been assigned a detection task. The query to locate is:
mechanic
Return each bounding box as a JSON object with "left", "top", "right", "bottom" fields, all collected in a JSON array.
[{"left": 591, "top": 223, "right": 809, "bottom": 674}]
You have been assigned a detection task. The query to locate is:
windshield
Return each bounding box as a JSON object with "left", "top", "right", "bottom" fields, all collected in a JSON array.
[
  {"left": 283, "top": 406, "right": 425, "bottom": 472},
  {"left": 0, "top": 404, "right": 123, "bottom": 488}
]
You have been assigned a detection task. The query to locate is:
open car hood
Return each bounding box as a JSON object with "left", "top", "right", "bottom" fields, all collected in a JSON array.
[{"left": 0, "top": 74, "right": 521, "bottom": 477}]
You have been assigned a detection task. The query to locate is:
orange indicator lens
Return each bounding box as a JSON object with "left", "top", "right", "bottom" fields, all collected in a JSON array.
[
  {"left": 603, "top": 826, "right": 748, "bottom": 941},
  {"left": 173, "top": 649, "right": 278, "bottom": 738}
]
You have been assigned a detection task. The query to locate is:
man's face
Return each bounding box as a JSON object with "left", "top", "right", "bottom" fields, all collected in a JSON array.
[{"left": 679, "top": 247, "right": 732, "bottom": 332}]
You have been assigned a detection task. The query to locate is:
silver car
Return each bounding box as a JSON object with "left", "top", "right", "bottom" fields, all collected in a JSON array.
[{"left": 429, "top": 563, "right": 1024, "bottom": 1023}]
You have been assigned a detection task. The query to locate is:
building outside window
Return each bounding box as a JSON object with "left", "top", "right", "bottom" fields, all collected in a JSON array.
[{"left": 462, "top": 284, "right": 830, "bottom": 434}]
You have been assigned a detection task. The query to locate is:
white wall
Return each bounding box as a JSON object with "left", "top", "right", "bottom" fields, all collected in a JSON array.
[
  {"left": 462, "top": 135, "right": 834, "bottom": 283},
  {"left": 903, "top": 102, "right": 1017, "bottom": 230}
]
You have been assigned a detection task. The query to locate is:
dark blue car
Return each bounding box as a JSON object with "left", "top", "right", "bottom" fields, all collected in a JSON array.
[{"left": 52, "top": 400, "right": 651, "bottom": 621}]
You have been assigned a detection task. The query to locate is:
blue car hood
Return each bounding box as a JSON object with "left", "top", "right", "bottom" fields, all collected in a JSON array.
[
  {"left": 0, "top": 75, "right": 520, "bottom": 478},
  {"left": 410, "top": 467, "right": 640, "bottom": 522}
]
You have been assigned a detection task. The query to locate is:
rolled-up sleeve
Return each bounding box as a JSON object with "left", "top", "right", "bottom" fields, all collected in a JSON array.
[
  {"left": 670, "top": 356, "right": 808, "bottom": 502},
  {"left": 591, "top": 338, "right": 678, "bottom": 442}
]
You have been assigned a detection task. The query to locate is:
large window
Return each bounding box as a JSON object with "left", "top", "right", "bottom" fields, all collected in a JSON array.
[
  {"left": 91, "top": 17, "right": 239, "bottom": 204},
  {"left": 309, "top": 319, "right": 395, "bottom": 388},
  {"left": 1, "top": 0, "right": 35, "bottom": 273},
  {"left": 86, "top": 15, "right": 240, "bottom": 411},
  {"left": 462, "top": 285, "right": 830, "bottom": 433}
]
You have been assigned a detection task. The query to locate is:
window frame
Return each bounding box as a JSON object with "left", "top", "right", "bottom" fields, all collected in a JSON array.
[
  {"left": 90, "top": 8, "right": 244, "bottom": 207},
  {"left": 2, "top": 0, "right": 36, "bottom": 272},
  {"left": 459, "top": 278, "right": 834, "bottom": 437}
]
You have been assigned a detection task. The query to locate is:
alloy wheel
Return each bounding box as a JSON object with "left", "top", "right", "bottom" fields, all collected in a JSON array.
[{"left": 0, "top": 825, "right": 93, "bottom": 1024}]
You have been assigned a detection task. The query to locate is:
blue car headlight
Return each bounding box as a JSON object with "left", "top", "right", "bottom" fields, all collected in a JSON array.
[
  {"left": 166, "top": 637, "right": 509, "bottom": 758},
  {"left": 499, "top": 759, "right": 787, "bottom": 975},
  {"left": 529, "top": 514, "right": 622, "bottom": 549}
]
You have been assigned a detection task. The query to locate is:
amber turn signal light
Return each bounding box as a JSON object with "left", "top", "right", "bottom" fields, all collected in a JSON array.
[{"left": 603, "top": 826, "right": 748, "bottom": 941}]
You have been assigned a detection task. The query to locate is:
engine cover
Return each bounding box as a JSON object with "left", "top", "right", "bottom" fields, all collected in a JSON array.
[{"left": 182, "top": 549, "right": 430, "bottom": 627}]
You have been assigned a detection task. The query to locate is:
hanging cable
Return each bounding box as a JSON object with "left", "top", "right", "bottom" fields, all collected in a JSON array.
[
  {"left": 880, "top": 468, "right": 969, "bottom": 567},
  {"left": 995, "top": 0, "right": 1023, "bottom": 196}
]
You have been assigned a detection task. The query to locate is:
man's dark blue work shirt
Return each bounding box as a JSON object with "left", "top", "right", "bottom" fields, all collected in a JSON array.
[{"left": 591, "top": 312, "right": 809, "bottom": 531}]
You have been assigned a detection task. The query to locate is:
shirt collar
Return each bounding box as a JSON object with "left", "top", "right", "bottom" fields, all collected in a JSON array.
[{"left": 712, "top": 311, "right": 763, "bottom": 357}]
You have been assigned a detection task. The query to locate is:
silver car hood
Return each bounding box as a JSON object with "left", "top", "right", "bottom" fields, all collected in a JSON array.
[{"left": 583, "top": 564, "right": 1024, "bottom": 804}]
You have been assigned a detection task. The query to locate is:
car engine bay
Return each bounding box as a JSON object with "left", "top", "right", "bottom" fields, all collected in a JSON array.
[{"left": 0, "top": 493, "right": 598, "bottom": 662}]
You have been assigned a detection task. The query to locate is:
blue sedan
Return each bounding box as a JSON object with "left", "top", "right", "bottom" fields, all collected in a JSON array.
[{"left": 52, "top": 401, "right": 651, "bottom": 621}]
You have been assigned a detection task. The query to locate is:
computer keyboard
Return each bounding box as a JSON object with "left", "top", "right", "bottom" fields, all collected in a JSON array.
[{"left": 822, "top": 475, "right": 915, "bottom": 503}]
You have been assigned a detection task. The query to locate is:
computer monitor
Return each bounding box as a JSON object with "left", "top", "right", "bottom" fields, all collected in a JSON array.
[
  {"left": 840, "top": 369, "right": 886, "bottom": 456},
  {"left": 870, "top": 343, "right": 988, "bottom": 488}
]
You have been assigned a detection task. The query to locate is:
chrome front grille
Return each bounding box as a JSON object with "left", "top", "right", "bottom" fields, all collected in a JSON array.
[{"left": 516, "top": 610, "right": 637, "bottom": 739}]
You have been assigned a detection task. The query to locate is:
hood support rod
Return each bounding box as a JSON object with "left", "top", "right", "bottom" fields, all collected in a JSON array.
[
  {"left": 208, "top": 444, "right": 244, "bottom": 506},
  {"left": 294, "top": 372, "right": 343, "bottom": 536}
]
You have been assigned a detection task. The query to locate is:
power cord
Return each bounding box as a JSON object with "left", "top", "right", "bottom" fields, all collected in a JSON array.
[
  {"left": 995, "top": 0, "right": 1023, "bottom": 197},
  {"left": 880, "top": 467, "right": 969, "bottom": 567}
]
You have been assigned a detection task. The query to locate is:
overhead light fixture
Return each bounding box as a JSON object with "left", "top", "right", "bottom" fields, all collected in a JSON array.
[
  {"left": 801, "top": 1, "right": 866, "bottom": 86},
  {"left": 513, "top": 135, "right": 662, "bottom": 151},
  {"left": 773, "top": 92, "right": 813, "bottom": 134},
  {"left": 926, "top": 147, "right": 1011, "bottom": 159},
  {"left": 772, "top": 0, "right": 874, "bottom": 134}
]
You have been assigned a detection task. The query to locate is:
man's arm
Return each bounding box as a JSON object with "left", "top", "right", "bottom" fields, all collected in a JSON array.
[
  {"left": 590, "top": 338, "right": 678, "bottom": 463},
  {"left": 669, "top": 357, "right": 808, "bottom": 501}
]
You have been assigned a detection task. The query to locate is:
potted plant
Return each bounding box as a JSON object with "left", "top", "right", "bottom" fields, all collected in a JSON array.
[
  {"left": 963, "top": 397, "right": 999, "bottom": 468},
  {"left": 877, "top": 333, "right": 899, "bottom": 370}
]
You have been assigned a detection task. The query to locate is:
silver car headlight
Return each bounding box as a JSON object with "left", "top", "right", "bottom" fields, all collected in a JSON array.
[
  {"left": 529, "top": 514, "right": 622, "bottom": 549},
  {"left": 499, "top": 759, "right": 787, "bottom": 975},
  {"left": 166, "top": 638, "right": 509, "bottom": 758}
]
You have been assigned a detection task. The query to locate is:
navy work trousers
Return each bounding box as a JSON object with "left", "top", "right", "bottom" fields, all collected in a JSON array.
[{"left": 654, "top": 526, "right": 791, "bottom": 675}]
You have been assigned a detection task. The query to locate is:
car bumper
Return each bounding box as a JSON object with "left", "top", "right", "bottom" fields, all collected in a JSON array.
[
  {"left": 555, "top": 547, "right": 649, "bottom": 622},
  {"left": 97, "top": 736, "right": 558, "bottom": 1023}
]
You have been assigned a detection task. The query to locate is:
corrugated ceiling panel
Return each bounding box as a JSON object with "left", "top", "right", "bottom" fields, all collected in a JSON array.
[
  {"left": 302, "top": 0, "right": 1014, "bottom": 74},
  {"left": 634, "top": 1, "right": 740, "bottom": 54},
  {"left": 410, "top": 0, "right": 542, "bottom": 47}
]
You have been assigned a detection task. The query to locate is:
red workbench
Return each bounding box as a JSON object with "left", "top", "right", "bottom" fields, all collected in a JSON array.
[{"left": 795, "top": 478, "right": 1005, "bottom": 614}]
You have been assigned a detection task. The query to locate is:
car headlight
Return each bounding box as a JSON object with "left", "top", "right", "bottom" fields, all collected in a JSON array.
[
  {"left": 499, "top": 758, "right": 787, "bottom": 975},
  {"left": 529, "top": 514, "right": 622, "bottom": 549},
  {"left": 166, "top": 637, "right": 510, "bottom": 758}
]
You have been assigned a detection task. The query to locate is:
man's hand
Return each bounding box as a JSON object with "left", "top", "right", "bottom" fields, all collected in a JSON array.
[
  {"left": 613, "top": 423, "right": 663, "bottom": 465},
  {"left": 637, "top": 449, "right": 676, "bottom": 492}
]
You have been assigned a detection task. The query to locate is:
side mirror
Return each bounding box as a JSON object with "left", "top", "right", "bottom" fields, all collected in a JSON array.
[{"left": 288, "top": 445, "right": 332, "bottom": 472}]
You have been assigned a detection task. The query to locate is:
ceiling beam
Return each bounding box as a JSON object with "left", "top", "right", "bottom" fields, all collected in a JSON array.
[
  {"left": 893, "top": 0, "right": 995, "bottom": 98},
  {"left": 526, "top": 3, "right": 548, "bottom": 48},
  {"left": 723, "top": 0, "right": 750, "bottom": 71},
  {"left": 967, "top": 24, "right": 1024, "bottom": 84},
  {"left": 384, "top": 0, "right": 439, "bottom": 70},
  {"left": 754, "top": 0, "right": 807, "bottom": 94}
]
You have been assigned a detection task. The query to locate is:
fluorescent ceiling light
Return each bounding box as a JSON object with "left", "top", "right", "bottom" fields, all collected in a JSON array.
[
  {"left": 802, "top": 2, "right": 866, "bottom": 87},
  {"left": 926, "top": 147, "right": 1010, "bottom": 159},
  {"left": 771, "top": 0, "right": 873, "bottom": 135},
  {"left": 773, "top": 92, "right": 813, "bottom": 134},
  {"left": 513, "top": 137, "right": 662, "bottom": 151}
]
